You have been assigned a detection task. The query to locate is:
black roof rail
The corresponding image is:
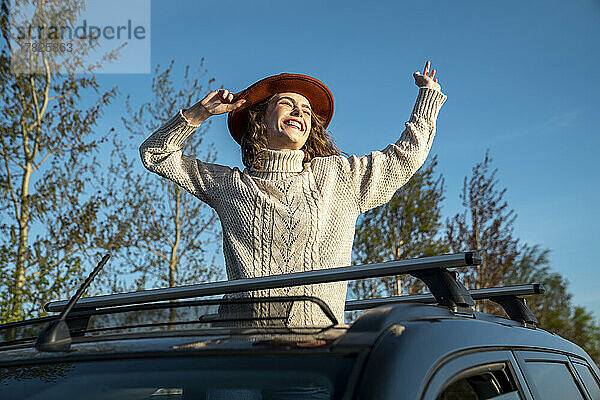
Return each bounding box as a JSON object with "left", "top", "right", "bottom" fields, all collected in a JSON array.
[
  {"left": 0, "top": 296, "right": 340, "bottom": 348},
  {"left": 346, "top": 283, "right": 545, "bottom": 326},
  {"left": 45, "top": 252, "right": 481, "bottom": 314}
]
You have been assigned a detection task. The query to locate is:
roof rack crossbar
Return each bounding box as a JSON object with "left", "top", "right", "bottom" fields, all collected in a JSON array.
[
  {"left": 345, "top": 283, "right": 545, "bottom": 325},
  {"left": 45, "top": 252, "right": 481, "bottom": 313},
  {"left": 345, "top": 284, "right": 544, "bottom": 311}
]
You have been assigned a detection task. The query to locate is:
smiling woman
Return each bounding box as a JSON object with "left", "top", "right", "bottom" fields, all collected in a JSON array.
[
  {"left": 241, "top": 91, "right": 340, "bottom": 170},
  {"left": 264, "top": 93, "right": 313, "bottom": 150},
  {"left": 139, "top": 63, "right": 446, "bottom": 326}
]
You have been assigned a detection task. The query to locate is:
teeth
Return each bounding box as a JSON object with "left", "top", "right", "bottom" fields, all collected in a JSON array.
[{"left": 285, "top": 120, "right": 302, "bottom": 130}]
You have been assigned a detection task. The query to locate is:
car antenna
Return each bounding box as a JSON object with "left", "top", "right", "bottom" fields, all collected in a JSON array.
[{"left": 35, "top": 254, "right": 110, "bottom": 352}]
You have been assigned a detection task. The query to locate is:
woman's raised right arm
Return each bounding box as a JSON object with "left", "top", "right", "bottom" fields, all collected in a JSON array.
[{"left": 139, "top": 89, "right": 246, "bottom": 207}]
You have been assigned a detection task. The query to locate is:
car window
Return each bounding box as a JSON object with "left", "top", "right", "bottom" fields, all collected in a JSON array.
[
  {"left": 523, "top": 361, "right": 586, "bottom": 399},
  {"left": 436, "top": 364, "right": 522, "bottom": 400},
  {"left": 573, "top": 362, "right": 600, "bottom": 400},
  {"left": 0, "top": 356, "right": 355, "bottom": 399}
]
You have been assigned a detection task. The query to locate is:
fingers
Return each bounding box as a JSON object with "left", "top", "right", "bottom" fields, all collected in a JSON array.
[
  {"left": 225, "top": 98, "right": 247, "bottom": 113},
  {"left": 219, "top": 89, "right": 234, "bottom": 103},
  {"left": 215, "top": 89, "right": 237, "bottom": 106},
  {"left": 233, "top": 98, "right": 247, "bottom": 109},
  {"left": 421, "top": 61, "right": 438, "bottom": 78},
  {"left": 212, "top": 89, "right": 236, "bottom": 103},
  {"left": 201, "top": 89, "right": 248, "bottom": 115}
]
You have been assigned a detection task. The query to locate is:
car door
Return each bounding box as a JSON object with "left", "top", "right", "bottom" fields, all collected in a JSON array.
[
  {"left": 421, "top": 350, "right": 531, "bottom": 400},
  {"left": 569, "top": 356, "right": 600, "bottom": 400},
  {"left": 514, "top": 350, "right": 592, "bottom": 399}
]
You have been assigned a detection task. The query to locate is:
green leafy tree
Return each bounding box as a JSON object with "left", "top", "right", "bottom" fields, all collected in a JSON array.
[
  {"left": 507, "top": 244, "right": 600, "bottom": 365},
  {"left": 445, "top": 150, "right": 520, "bottom": 311},
  {"left": 351, "top": 156, "right": 448, "bottom": 299},
  {"left": 447, "top": 151, "right": 599, "bottom": 364},
  {"left": 0, "top": 0, "right": 120, "bottom": 321},
  {"left": 101, "top": 59, "right": 222, "bottom": 294}
]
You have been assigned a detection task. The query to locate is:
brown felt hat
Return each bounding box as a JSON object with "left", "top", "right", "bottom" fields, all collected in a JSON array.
[{"left": 227, "top": 73, "right": 334, "bottom": 145}]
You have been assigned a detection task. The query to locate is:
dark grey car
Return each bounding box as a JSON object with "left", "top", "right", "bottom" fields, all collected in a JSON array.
[{"left": 1, "top": 252, "right": 599, "bottom": 399}]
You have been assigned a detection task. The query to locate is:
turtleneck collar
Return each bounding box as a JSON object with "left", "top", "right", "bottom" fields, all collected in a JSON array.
[{"left": 249, "top": 149, "right": 305, "bottom": 174}]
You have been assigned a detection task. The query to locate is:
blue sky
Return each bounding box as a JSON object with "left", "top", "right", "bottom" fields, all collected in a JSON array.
[{"left": 89, "top": 0, "right": 600, "bottom": 318}]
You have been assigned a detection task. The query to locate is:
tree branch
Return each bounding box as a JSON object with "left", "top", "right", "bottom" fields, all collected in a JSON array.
[
  {"left": 0, "top": 132, "right": 21, "bottom": 222},
  {"left": 47, "top": 90, "right": 74, "bottom": 102},
  {"left": 139, "top": 238, "right": 169, "bottom": 261},
  {"left": 146, "top": 200, "right": 174, "bottom": 248}
]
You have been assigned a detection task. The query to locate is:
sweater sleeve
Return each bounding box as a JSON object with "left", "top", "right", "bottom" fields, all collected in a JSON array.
[
  {"left": 312, "top": 87, "right": 447, "bottom": 214},
  {"left": 139, "top": 110, "right": 231, "bottom": 208}
]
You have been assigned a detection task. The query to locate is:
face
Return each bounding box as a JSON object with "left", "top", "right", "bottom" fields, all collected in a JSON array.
[{"left": 263, "top": 92, "right": 312, "bottom": 151}]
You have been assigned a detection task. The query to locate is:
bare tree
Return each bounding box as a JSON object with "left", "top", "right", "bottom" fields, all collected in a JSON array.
[
  {"left": 102, "top": 59, "right": 222, "bottom": 293},
  {"left": 0, "top": 0, "right": 120, "bottom": 321}
]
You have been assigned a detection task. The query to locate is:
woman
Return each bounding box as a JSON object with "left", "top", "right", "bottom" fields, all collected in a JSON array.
[{"left": 139, "top": 61, "right": 446, "bottom": 327}]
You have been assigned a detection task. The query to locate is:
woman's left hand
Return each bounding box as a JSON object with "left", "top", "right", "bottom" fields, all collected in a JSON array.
[{"left": 413, "top": 61, "right": 441, "bottom": 91}]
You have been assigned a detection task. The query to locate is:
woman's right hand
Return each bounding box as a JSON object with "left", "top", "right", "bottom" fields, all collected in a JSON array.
[
  {"left": 201, "top": 89, "right": 247, "bottom": 115},
  {"left": 183, "top": 89, "right": 246, "bottom": 125}
]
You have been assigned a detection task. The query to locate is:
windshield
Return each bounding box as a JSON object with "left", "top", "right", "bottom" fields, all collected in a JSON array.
[{"left": 0, "top": 355, "right": 355, "bottom": 399}]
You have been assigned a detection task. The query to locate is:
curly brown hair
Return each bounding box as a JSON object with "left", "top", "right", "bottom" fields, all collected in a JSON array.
[{"left": 240, "top": 95, "right": 341, "bottom": 170}]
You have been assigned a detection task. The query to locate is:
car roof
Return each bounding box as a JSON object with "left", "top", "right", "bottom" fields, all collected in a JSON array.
[
  {"left": 1, "top": 252, "right": 591, "bottom": 367},
  {"left": 0, "top": 301, "right": 588, "bottom": 367}
]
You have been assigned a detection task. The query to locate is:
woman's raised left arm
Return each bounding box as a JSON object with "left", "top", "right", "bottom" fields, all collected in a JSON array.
[{"left": 312, "top": 61, "right": 447, "bottom": 214}]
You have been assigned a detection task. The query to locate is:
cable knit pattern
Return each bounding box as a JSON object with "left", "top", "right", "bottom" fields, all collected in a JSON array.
[{"left": 139, "top": 87, "right": 447, "bottom": 326}]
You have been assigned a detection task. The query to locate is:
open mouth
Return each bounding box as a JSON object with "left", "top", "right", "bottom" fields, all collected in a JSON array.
[{"left": 283, "top": 119, "right": 304, "bottom": 132}]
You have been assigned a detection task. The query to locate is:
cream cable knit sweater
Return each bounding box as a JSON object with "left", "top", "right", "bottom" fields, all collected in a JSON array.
[{"left": 139, "top": 86, "right": 447, "bottom": 326}]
